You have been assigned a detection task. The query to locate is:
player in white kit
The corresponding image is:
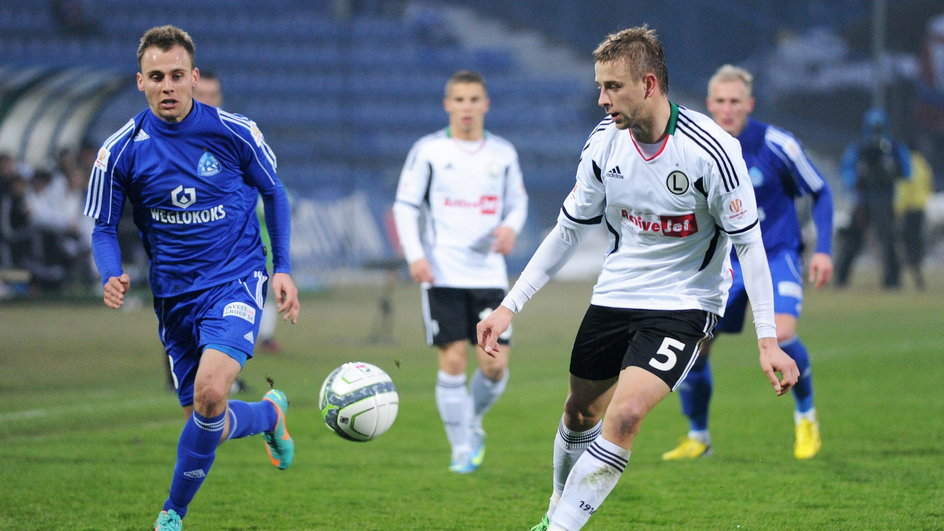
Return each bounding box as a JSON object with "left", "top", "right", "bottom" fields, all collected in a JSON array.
[
  {"left": 393, "top": 70, "right": 528, "bottom": 473},
  {"left": 476, "top": 27, "right": 798, "bottom": 530}
]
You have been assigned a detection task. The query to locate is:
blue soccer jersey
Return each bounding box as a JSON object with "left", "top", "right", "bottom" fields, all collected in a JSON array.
[
  {"left": 733, "top": 118, "right": 833, "bottom": 259},
  {"left": 85, "top": 100, "right": 291, "bottom": 297}
]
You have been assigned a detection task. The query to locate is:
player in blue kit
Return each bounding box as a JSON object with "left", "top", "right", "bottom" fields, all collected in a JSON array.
[
  {"left": 83, "top": 26, "right": 300, "bottom": 530},
  {"left": 662, "top": 65, "right": 833, "bottom": 461}
]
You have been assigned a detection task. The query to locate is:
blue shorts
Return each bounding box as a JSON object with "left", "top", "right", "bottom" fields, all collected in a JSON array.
[
  {"left": 716, "top": 249, "right": 804, "bottom": 335},
  {"left": 154, "top": 270, "right": 268, "bottom": 406}
]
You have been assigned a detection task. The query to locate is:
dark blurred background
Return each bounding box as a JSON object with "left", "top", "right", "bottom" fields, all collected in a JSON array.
[{"left": 0, "top": 0, "right": 941, "bottom": 294}]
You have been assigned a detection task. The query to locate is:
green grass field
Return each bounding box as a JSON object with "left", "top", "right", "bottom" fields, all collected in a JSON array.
[{"left": 1, "top": 277, "right": 942, "bottom": 530}]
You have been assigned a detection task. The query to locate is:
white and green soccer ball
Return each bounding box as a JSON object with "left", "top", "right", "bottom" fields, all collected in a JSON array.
[{"left": 319, "top": 362, "right": 399, "bottom": 442}]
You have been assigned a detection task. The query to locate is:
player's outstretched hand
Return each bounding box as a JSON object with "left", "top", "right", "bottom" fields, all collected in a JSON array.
[
  {"left": 807, "top": 252, "right": 833, "bottom": 289},
  {"left": 272, "top": 272, "right": 300, "bottom": 324},
  {"left": 757, "top": 337, "right": 799, "bottom": 396},
  {"left": 491, "top": 225, "right": 517, "bottom": 255},
  {"left": 408, "top": 258, "right": 434, "bottom": 284},
  {"left": 102, "top": 273, "right": 131, "bottom": 309},
  {"left": 476, "top": 305, "right": 514, "bottom": 357}
]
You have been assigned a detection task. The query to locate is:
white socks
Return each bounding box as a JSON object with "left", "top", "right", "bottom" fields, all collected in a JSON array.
[
  {"left": 435, "top": 371, "right": 473, "bottom": 460},
  {"left": 551, "top": 435, "right": 630, "bottom": 531},
  {"left": 795, "top": 407, "right": 817, "bottom": 424},
  {"left": 688, "top": 429, "right": 711, "bottom": 445},
  {"left": 552, "top": 418, "right": 602, "bottom": 497},
  {"left": 470, "top": 368, "right": 508, "bottom": 431}
]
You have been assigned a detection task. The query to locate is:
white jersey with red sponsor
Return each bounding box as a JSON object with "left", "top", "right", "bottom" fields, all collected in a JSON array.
[
  {"left": 566, "top": 103, "right": 761, "bottom": 315},
  {"left": 393, "top": 127, "right": 528, "bottom": 288}
]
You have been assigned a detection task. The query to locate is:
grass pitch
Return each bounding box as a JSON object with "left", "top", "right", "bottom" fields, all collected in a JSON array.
[{"left": 1, "top": 276, "right": 942, "bottom": 530}]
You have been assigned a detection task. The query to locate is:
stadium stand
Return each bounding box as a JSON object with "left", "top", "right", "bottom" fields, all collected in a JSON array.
[
  {"left": 0, "top": 0, "right": 594, "bottom": 288},
  {"left": 2, "top": 0, "right": 938, "bottom": 292}
]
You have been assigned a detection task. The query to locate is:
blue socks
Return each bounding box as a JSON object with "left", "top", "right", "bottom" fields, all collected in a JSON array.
[
  {"left": 678, "top": 337, "right": 815, "bottom": 436},
  {"left": 226, "top": 400, "right": 277, "bottom": 439},
  {"left": 679, "top": 356, "right": 712, "bottom": 432},
  {"left": 164, "top": 411, "right": 225, "bottom": 518},
  {"left": 780, "top": 337, "right": 814, "bottom": 413},
  {"left": 162, "top": 401, "right": 277, "bottom": 519}
]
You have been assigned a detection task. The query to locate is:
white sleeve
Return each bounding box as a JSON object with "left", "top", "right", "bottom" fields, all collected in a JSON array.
[
  {"left": 731, "top": 228, "right": 776, "bottom": 339},
  {"left": 393, "top": 141, "right": 431, "bottom": 264},
  {"left": 392, "top": 201, "right": 424, "bottom": 263},
  {"left": 704, "top": 128, "right": 775, "bottom": 338},
  {"left": 500, "top": 152, "right": 528, "bottom": 234},
  {"left": 501, "top": 221, "right": 590, "bottom": 312}
]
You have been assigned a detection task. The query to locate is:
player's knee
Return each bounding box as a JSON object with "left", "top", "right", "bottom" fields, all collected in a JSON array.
[
  {"left": 193, "top": 383, "right": 228, "bottom": 416},
  {"left": 607, "top": 400, "right": 647, "bottom": 436},
  {"left": 480, "top": 360, "right": 507, "bottom": 380},
  {"left": 562, "top": 398, "right": 603, "bottom": 430}
]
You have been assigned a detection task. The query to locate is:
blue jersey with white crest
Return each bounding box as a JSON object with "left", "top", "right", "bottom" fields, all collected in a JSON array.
[
  {"left": 733, "top": 118, "right": 833, "bottom": 259},
  {"left": 85, "top": 99, "right": 291, "bottom": 297}
]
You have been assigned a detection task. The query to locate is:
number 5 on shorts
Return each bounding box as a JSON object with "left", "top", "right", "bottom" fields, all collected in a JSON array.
[{"left": 648, "top": 337, "right": 684, "bottom": 371}]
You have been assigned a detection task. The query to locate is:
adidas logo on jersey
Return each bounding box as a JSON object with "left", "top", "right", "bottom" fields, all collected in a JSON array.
[
  {"left": 244, "top": 331, "right": 255, "bottom": 343},
  {"left": 604, "top": 166, "right": 624, "bottom": 179},
  {"left": 133, "top": 129, "right": 150, "bottom": 142}
]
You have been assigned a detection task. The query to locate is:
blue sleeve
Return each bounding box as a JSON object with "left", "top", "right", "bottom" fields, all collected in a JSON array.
[
  {"left": 260, "top": 186, "right": 291, "bottom": 274},
  {"left": 810, "top": 180, "right": 833, "bottom": 255},
  {"left": 896, "top": 143, "right": 912, "bottom": 179},
  {"left": 91, "top": 219, "right": 124, "bottom": 284},
  {"left": 230, "top": 116, "right": 292, "bottom": 274},
  {"left": 840, "top": 144, "right": 858, "bottom": 190}
]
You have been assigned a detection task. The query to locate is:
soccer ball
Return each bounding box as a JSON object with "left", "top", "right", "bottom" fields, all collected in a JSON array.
[{"left": 319, "top": 362, "right": 399, "bottom": 442}]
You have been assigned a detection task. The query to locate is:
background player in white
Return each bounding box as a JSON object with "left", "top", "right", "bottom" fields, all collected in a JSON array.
[
  {"left": 393, "top": 70, "right": 528, "bottom": 473},
  {"left": 85, "top": 26, "right": 300, "bottom": 530},
  {"left": 476, "top": 27, "right": 798, "bottom": 531},
  {"left": 662, "top": 65, "right": 833, "bottom": 461}
]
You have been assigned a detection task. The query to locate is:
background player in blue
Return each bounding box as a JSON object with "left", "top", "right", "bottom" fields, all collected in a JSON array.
[
  {"left": 83, "top": 26, "right": 300, "bottom": 531},
  {"left": 663, "top": 65, "right": 833, "bottom": 461}
]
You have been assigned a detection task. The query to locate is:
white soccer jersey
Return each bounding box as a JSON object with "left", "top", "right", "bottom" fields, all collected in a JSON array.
[
  {"left": 393, "top": 128, "right": 528, "bottom": 289},
  {"left": 504, "top": 103, "right": 775, "bottom": 336}
]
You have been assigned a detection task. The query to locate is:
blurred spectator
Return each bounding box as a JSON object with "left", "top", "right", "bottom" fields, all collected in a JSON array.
[
  {"left": 25, "top": 166, "right": 73, "bottom": 290},
  {"left": 895, "top": 146, "right": 934, "bottom": 290},
  {"left": 835, "top": 108, "right": 911, "bottom": 289},
  {"left": 0, "top": 154, "right": 33, "bottom": 272}
]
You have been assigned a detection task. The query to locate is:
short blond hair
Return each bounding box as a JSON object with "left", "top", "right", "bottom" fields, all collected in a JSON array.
[
  {"left": 592, "top": 25, "right": 668, "bottom": 94},
  {"left": 708, "top": 64, "right": 753, "bottom": 96}
]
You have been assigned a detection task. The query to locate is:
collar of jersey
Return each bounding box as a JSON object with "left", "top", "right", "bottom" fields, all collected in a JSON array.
[
  {"left": 145, "top": 99, "right": 200, "bottom": 136},
  {"left": 630, "top": 101, "right": 679, "bottom": 162},
  {"left": 446, "top": 127, "right": 488, "bottom": 154}
]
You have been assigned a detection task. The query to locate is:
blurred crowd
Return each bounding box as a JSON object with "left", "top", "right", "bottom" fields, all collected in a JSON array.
[{"left": 0, "top": 147, "right": 100, "bottom": 297}]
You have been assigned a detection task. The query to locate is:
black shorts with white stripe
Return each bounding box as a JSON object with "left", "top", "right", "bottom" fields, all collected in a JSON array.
[
  {"left": 422, "top": 286, "right": 509, "bottom": 347},
  {"left": 569, "top": 305, "right": 717, "bottom": 391}
]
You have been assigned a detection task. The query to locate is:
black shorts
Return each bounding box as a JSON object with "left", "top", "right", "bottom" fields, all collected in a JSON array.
[
  {"left": 570, "top": 305, "right": 718, "bottom": 391},
  {"left": 422, "top": 286, "right": 509, "bottom": 347}
]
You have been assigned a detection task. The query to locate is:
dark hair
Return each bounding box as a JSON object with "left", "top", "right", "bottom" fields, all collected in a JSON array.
[
  {"left": 444, "top": 70, "right": 487, "bottom": 98},
  {"left": 137, "top": 25, "right": 196, "bottom": 70},
  {"left": 593, "top": 25, "right": 669, "bottom": 94}
]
